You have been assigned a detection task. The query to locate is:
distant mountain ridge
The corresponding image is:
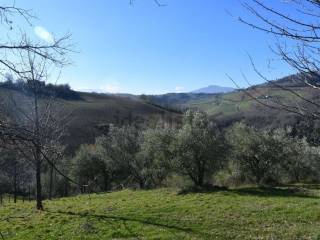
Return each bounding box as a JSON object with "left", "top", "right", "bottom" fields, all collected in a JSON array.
[{"left": 192, "top": 85, "right": 235, "bottom": 94}]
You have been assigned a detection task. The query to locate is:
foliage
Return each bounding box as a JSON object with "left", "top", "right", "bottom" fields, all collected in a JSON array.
[
  {"left": 281, "top": 137, "right": 320, "bottom": 183},
  {"left": 227, "top": 123, "right": 320, "bottom": 185},
  {"left": 227, "top": 123, "right": 286, "bottom": 185},
  {"left": 94, "top": 125, "right": 175, "bottom": 189},
  {"left": 172, "top": 110, "right": 227, "bottom": 187},
  {"left": 135, "top": 128, "right": 175, "bottom": 188},
  {"left": 72, "top": 144, "right": 110, "bottom": 192},
  {"left": 96, "top": 125, "right": 140, "bottom": 187}
]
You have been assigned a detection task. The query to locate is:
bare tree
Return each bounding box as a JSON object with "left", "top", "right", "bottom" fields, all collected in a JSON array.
[
  {"left": 0, "top": 1, "right": 74, "bottom": 210},
  {"left": 0, "top": 48, "right": 72, "bottom": 210},
  {"left": 0, "top": 2, "right": 73, "bottom": 134},
  {"left": 0, "top": 3, "right": 73, "bottom": 73},
  {"left": 234, "top": 0, "right": 320, "bottom": 119}
]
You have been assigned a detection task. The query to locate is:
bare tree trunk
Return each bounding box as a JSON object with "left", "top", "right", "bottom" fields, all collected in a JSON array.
[
  {"left": 35, "top": 148, "right": 43, "bottom": 210},
  {"left": 28, "top": 185, "right": 31, "bottom": 202},
  {"left": 49, "top": 163, "right": 54, "bottom": 200},
  {"left": 34, "top": 84, "right": 43, "bottom": 210},
  {"left": 13, "top": 162, "right": 17, "bottom": 203}
]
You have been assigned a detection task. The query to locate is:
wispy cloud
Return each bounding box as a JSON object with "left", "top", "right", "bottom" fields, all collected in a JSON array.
[
  {"left": 101, "top": 82, "right": 122, "bottom": 93},
  {"left": 34, "top": 26, "right": 54, "bottom": 44},
  {"left": 175, "top": 86, "right": 185, "bottom": 93}
]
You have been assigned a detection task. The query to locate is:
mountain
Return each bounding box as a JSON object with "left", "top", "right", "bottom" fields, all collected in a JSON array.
[{"left": 192, "top": 85, "right": 235, "bottom": 94}]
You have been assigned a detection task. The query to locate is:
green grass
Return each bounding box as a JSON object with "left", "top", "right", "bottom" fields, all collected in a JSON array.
[{"left": 1, "top": 187, "right": 320, "bottom": 239}]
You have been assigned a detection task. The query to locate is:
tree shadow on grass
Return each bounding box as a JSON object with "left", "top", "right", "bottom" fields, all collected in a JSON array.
[
  {"left": 178, "top": 185, "right": 318, "bottom": 199},
  {"left": 177, "top": 185, "right": 228, "bottom": 195},
  {"left": 229, "top": 187, "right": 318, "bottom": 199},
  {"left": 284, "top": 184, "right": 320, "bottom": 190},
  {"left": 44, "top": 209, "right": 212, "bottom": 239}
]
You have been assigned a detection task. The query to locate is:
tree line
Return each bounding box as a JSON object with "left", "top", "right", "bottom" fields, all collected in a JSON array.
[
  {"left": 69, "top": 110, "right": 320, "bottom": 192},
  {"left": 4, "top": 109, "right": 320, "bottom": 204},
  {"left": 0, "top": 74, "right": 81, "bottom": 100}
]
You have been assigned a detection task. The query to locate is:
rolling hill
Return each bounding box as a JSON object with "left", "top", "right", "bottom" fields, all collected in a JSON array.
[
  {"left": 1, "top": 73, "right": 319, "bottom": 153},
  {"left": 64, "top": 92, "right": 181, "bottom": 153},
  {"left": 0, "top": 88, "right": 181, "bottom": 154},
  {"left": 145, "top": 74, "right": 320, "bottom": 128}
]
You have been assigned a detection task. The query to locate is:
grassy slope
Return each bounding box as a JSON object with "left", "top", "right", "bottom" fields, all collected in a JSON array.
[
  {"left": 151, "top": 86, "right": 319, "bottom": 128},
  {"left": 1, "top": 187, "right": 320, "bottom": 239},
  {"left": 176, "top": 87, "right": 311, "bottom": 111},
  {"left": 185, "top": 87, "right": 316, "bottom": 115}
]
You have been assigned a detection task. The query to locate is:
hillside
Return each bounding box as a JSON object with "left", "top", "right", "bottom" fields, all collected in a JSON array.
[
  {"left": 146, "top": 75, "right": 320, "bottom": 128},
  {"left": 1, "top": 186, "right": 320, "bottom": 239},
  {"left": 0, "top": 88, "right": 181, "bottom": 153},
  {"left": 2, "top": 73, "right": 319, "bottom": 152},
  {"left": 65, "top": 92, "right": 181, "bottom": 152}
]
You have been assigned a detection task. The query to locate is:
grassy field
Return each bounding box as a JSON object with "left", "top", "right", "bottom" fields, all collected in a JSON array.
[{"left": 1, "top": 186, "right": 320, "bottom": 239}]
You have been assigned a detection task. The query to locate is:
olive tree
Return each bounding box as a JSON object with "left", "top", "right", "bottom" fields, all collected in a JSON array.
[
  {"left": 135, "top": 128, "right": 174, "bottom": 188},
  {"left": 227, "top": 122, "right": 320, "bottom": 185},
  {"left": 281, "top": 136, "right": 320, "bottom": 183},
  {"left": 227, "top": 123, "right": 279, "bottom": 185},
  {"left": 96, "top": 124, "right": 175, "bottom": 189},
  {"left": 96, "top": 124, "right": 141, "bottom": 187},
  {"left": 172, "top": 110, "right": 227, "bottom": 187},
  {"left": 72, "top": 144, "right": 110, "bottom": 192}
]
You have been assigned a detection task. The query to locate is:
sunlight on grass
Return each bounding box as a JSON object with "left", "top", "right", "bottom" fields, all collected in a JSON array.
[{"left": 1, "top": 187, "right": 320, "bottom": 239}]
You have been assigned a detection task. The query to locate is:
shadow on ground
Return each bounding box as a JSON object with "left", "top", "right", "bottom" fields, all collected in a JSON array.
[
  {"left": 178, "top": 185, "right": 318, "bottom": 199},
  {"left": 230, "top": 187, "right": 317, "bottom": 198},
  {"left": 44, "top": 209, "right": 213, "bottom": 238}
]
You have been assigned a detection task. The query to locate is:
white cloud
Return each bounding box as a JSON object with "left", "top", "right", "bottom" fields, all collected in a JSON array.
[
  {"left": 175, "top": 86, "right": 185, "bottom": 93},
  {"left": 34, "top": 26, "right": 54, "bottom": 44},
  {"left": 101, "top": 82, "right": 122, "bottom": 93}
]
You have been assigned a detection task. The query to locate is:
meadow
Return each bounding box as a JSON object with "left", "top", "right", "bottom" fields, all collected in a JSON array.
[{"left": 1, "top": 186, "right": 320, "bottom": 239}]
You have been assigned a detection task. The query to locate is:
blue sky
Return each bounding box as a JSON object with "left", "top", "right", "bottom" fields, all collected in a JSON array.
[{"left": 15, "top": 0, "right": 294, "bottom": 94}]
